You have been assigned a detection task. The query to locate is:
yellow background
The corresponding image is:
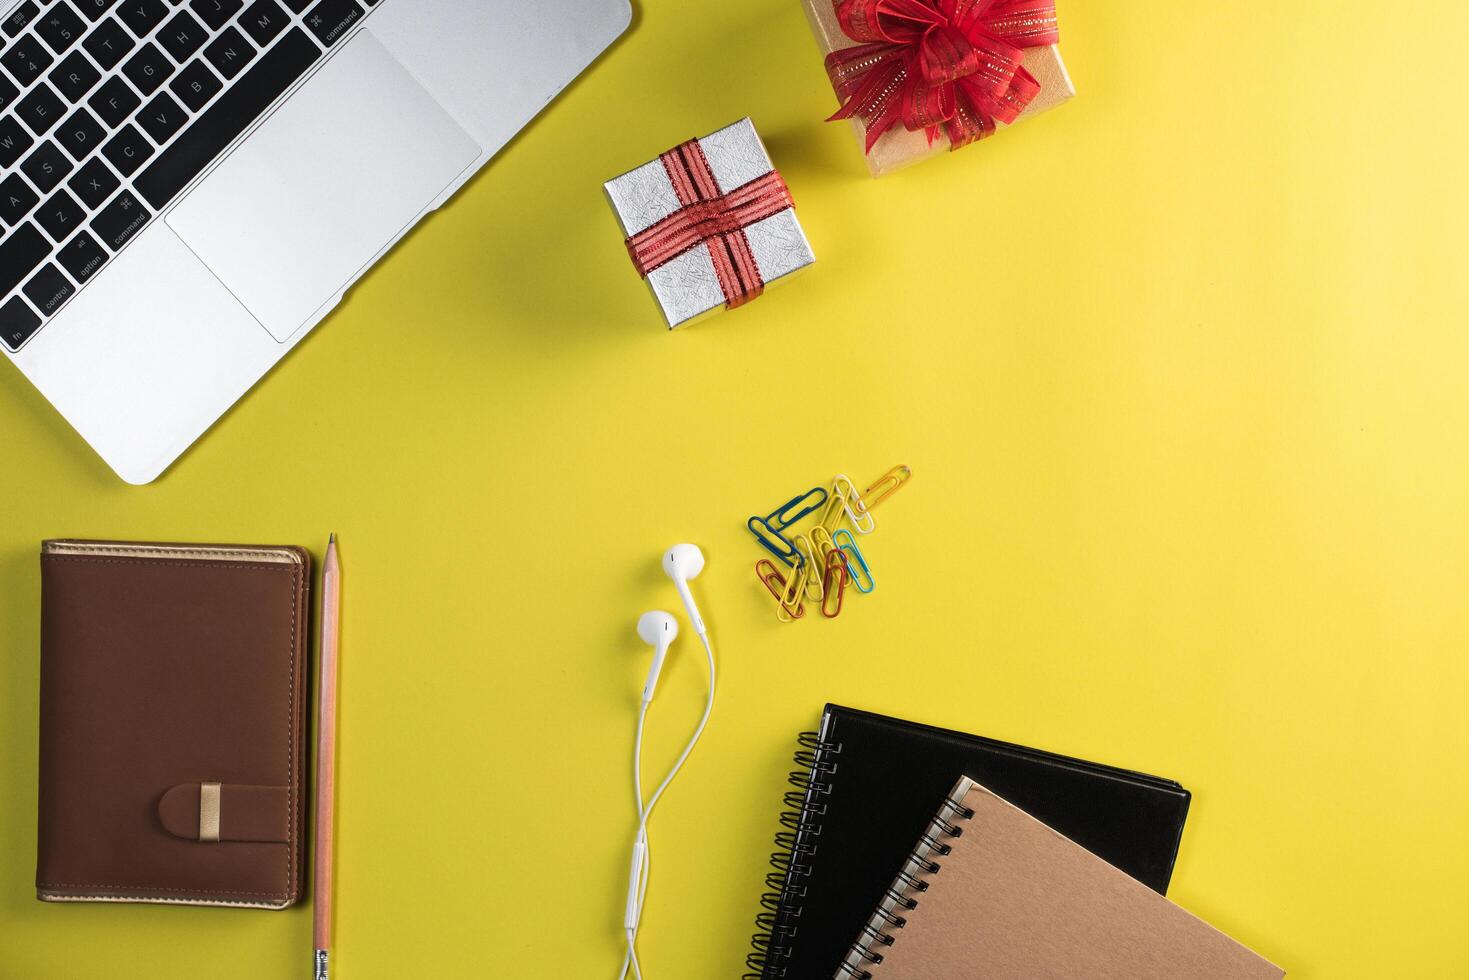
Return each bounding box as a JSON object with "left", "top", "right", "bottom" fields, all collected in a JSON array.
[{"left": 3, "top": 0, "right": 1468, "bottom": 976}]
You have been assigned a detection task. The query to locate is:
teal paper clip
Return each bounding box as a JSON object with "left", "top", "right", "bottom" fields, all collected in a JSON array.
[
  {"left": 766, "top": 486, "right": 829, "bottom": 531},
  {"left": 748, "top": 515, "right": 799, "bottom": 567},
  {"left": 833, "top": 529, "right": 874, "bottom": 593}
]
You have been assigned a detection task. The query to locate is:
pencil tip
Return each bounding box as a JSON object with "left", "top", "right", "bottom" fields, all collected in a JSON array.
[{"left": 329, "top": 532, "right": 336, "bottom": 545}]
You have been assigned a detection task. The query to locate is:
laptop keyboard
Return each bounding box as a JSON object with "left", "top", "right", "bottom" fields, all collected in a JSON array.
[{"left": 0, "top": 0, "right": 381, "bottom": 352}]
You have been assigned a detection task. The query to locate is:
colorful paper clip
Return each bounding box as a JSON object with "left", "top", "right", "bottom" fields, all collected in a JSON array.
[
  {"left": 818, "top": 483, "right": 849, "bottom": 533},
  {"left": 747, "top": 515, "right": 799, "bottom": 567},
  {"left": 821, "top": 550, "right": 849, "bottom": 618},
  {"left": 756, "top": 559, "right": 803, "bottom": 622},
  {"left": 833, "top": 473, "right": 876, "bottom": 535},
  {"left": 779, "top": 550, "right": 810, "bottom": 617},
  {"left": 791, "top": 533, "right": 825, "bottom": 604},
  {"left": 809, "top": 525, "right": 838, "bottom": 564},
  {"left": 861, "top": 465, "right": 911, "bottom": 511},
  {"left": 833, "top": 528, "right": 874, "bottom": 594},
  {"left": 766, "top": 486, "right": 829, "bottom": 531}
]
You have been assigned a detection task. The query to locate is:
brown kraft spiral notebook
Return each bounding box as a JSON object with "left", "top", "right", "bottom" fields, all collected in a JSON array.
[
  {"left": 37, "top": 540, "right": 311, "bottom": 908},
  {"left": 840, "top": 776, "right": 1285, "bottom": 979}
]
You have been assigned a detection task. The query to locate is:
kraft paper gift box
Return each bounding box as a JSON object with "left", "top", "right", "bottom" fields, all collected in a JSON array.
[
  {"left": 802, "top": 0, "right": 1076, "bottom": 177},
  {"left": 605, "top": 117, "right": 816, "bottom": 328}
]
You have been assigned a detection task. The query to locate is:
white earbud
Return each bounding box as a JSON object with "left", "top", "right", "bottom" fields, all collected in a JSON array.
[
  {"left": 636, "top": 611, "right": 678, "bottom": 704},
  {"left": 662, "top": 544, "right": 707, "bottom": 637}
]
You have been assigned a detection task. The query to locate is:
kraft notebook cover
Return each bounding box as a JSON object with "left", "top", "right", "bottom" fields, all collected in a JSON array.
[
  {"left": 37, "top": 540, "right": 311, "bottom": 908},
  {"left": 747, "top": 704, "right": 1191, "bottom": 979},
  {"left": 838, "top": 776, "right": 1283, "bottom": 979}
]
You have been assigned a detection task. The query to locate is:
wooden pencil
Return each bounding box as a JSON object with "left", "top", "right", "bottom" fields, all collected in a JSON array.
[{"left": 314, "top": 535, "right": 341, "bottom": 979}]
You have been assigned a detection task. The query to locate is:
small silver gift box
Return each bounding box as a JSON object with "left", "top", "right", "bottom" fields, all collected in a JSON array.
[{"left": 605, "top": 117, "right": 816, "bottom": 328}]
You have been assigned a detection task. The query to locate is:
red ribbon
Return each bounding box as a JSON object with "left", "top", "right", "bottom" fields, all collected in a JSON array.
[
  {"left": 625, "top": 139, "right": 793, "bottom": 310},
  {"left": 822, "top": 0, "right": 1059, "bottom": 153}
]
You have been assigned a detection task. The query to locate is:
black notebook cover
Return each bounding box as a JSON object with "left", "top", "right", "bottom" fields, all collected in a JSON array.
[{"left": 746, "top": 704, "right": 1192, "bottom": 979}]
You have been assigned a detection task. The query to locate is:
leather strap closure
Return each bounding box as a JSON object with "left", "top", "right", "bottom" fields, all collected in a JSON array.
[{"left": 158, "top": 783, "right": 290, "bottom": 843}]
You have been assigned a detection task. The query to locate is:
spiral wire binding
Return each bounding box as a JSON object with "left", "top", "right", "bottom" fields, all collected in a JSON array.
[
  {"left": 834, "top": 793, "right": 976, "bottom": 980},
  {"left": 744, "top": 731, "right": 842, "bottom": 979}
]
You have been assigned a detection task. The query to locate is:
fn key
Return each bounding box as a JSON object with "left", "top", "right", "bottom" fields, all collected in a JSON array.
[{"left": 1, "top": 295, "right": 42, "bottom": 351}]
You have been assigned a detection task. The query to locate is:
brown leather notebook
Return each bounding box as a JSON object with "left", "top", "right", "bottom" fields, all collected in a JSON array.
[
  {"left": 37, "top": 540, "right": 311, "bottom": 909},
  {"left": 839, "top": 776, "right": 1285, "bottom": 979}
]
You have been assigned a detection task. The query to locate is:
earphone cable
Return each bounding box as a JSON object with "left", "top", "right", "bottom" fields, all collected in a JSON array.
[{"left": 619, "top": 631, "right": 717, "bottom": 979}]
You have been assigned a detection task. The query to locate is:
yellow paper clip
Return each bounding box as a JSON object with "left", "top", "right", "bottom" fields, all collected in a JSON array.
[
  {"left": 818, "top": 483, "right": 848, "bottom": 532},
  {"left": 780, "top": 551, "right": 809, "bottom": 616},
  {"left": 834, "top": 528, "right": 874, "bottom": 593},
  {"left": 821, "top": 550, "right": 849, "bottom": 618},
  {"left": 791, "top": 533, "right": 825, "bottom": 604},
  {"left": 756, "top": 559, "right": 802, "bottom": 622},
  {"left": 833, "top": 473, "right": 876, "bottom": 534},
  {"left": 813, "top": 523, "right": 841, "bottom": 559},
  {"left": 861, "top": 465, "right": 911, "bottom": 512}
]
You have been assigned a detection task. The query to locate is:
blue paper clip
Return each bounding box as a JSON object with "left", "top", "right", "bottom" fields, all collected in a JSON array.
[
  {"left": 748, "top": 515, "right": 799, "bottom": 567},
  {"left": 766, "top": 486, "right": 829, "bottom": 531},
  {"left": 833, "top": 528, "right": 874, "bottom": 594}
]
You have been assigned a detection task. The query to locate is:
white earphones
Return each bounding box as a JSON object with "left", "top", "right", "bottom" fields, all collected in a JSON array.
[
  {"left": 662, "top": 543, "right": 707, "bottom": 637},
  {"left": 635, "top": 611, "right": 678, "bottom": 704},
  {"left": 621, "top": 545, "right": 716, "bottom": 980}
]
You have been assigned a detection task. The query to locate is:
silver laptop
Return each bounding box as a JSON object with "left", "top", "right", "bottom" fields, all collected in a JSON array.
[{"left": 0, "top": 0, "right": 629, "bottom": 483}]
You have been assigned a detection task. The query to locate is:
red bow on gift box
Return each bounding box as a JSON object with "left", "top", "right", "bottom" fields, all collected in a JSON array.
[
  {"left": 625, "top": 139, "right": 794, "bottom": 309},
  {"left": 824, "top": 0, "right": 1059, "bottom": 152}
]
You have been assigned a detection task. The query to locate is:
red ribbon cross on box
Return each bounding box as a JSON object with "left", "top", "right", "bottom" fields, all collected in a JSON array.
[{"left": 625, "top": 139, "right": 794, "bottom": 310}]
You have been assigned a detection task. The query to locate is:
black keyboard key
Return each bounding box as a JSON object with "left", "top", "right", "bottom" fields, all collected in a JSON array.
[
  {"left": 2, "top": 34, "right": 53, "bottom": 85},
  {"left": 36, "top": 4, "right": 86, "bottom": 54},
  {"left": 57, "top": 228, "right": 106, "bottom": 282},
  {"left": 0, "top": 221, "right": 50, "bottom": 296},
  {"left": 135, "top": 89, "right": 184, "bottom": 142},
  {"left": 23, "top": 262, "right": 75, "bottom": 316},
  {"left": 81, "top": 17, "right": 133, "bottom": 69},
  {"left": 2, "top": 1, "right": 39, "bottom": 37},
  {"left": 50, "top": 50, "right": 101, "bottom": 101},
  {"left": 0, "top": 172, "right": 39, "bottom": 223},
  {"left": 101, "top": 121, "right": 151, "bottom": 174},
  {"left": 16, "top": 81, "right": 63, "bottom": 133},
  {"left": 90, "top": 188, "right": 147, "bottom": 248},
  {"left": 20, "top": 140, "right": 73, "bottom": 192},
  {"left": 56, "top": 106, "right": 104, "bottom": 159},
  {"left": 157, "top": 8, "right": 206, "bottom": 61},
  {"left": 303, "top": 0, "right": 359, "bottom": 46},
  {"left": 88, "top": 74, "right": 139, "bottom": 126},
  {"left": 0, "top": 113, "right": 33, "bottom": 165},
  {"left": 239, "top": 0, "right": 285, "bottom": 46},
  {"left": 169, "top": 57, "right": 218, "bottom": 110},
  {"left": 117, "top": 0, "right": 166, "bottom": 37},
  {"left": 37, "top": 188, "right": 85, "bottom": 240},
  {"left": 121, "top": 41, "right": 171, "bottom": 95},
  {"left": 0, "top": 294, "right": 41, "bottom": 350},
  {"left": 188, "top": 0, "right": 241, "bottom": 30},
  {"left": 73, "top": 0, "right": 121, "bottom": 22},
  {"left": 0, "top": 75, "right": 16, "bottom": 112},
  {"left": 136, "top": 27, "right": 316, "bottom": 209},
  {"left": 203, "top": 26, "right": 252, "bottom": 79},
  {"left": 67, "top": 156, "right": 119, "bottom": 207},
  {"left": 281, "top": 0, "right": 308, "bottom": 11}
]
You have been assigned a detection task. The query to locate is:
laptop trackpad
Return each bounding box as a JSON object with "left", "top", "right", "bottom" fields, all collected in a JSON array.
[{"left": 168, "top": 31, "right": 480, "bottom": 342}]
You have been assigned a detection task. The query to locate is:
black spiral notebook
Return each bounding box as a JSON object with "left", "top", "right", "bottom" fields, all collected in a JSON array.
[{"left": 746, "top": 704, "right": 1192, "bottom": 979}]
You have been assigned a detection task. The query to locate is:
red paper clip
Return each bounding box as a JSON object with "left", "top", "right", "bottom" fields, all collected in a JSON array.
[{"left": 821, "top": 551, "right": 849, "bottom": 618}]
